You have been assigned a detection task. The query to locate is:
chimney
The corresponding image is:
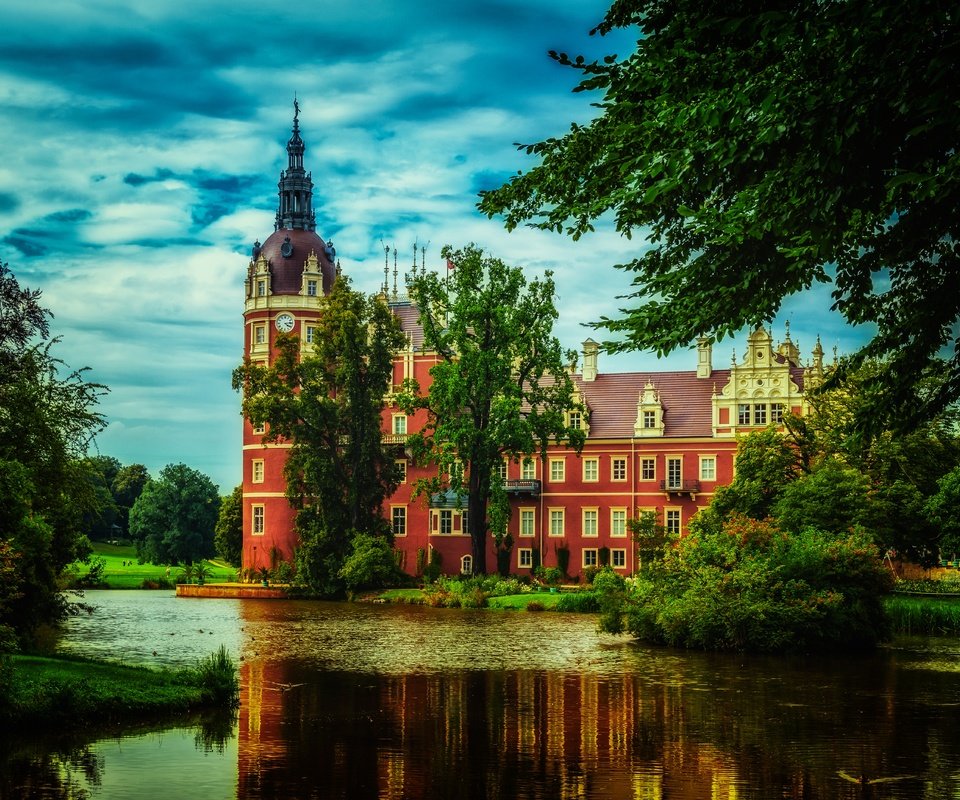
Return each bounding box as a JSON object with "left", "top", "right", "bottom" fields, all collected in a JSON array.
[
  {"left": 696, "top": 337, "right": 712, "bottom": 379},
  {"left": 582, "top": 338, "right": 599, "bottom": 382}
]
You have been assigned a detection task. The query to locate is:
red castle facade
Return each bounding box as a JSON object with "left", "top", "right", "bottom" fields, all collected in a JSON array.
[{"left": 241, "top": 111, "right": 825, "bottom": 579}]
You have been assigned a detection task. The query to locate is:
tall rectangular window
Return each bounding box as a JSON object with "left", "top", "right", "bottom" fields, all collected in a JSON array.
[
  {"left": 771, "top": 403, "right": 784, "bottom": 423},
  {"left": 582, "top": 509, "right": 598, "bottom": 537},
  {"left": 569, "top": 411, "right": 582, "bottom": 430},
  {"left": 700, "top": 456, "right": 716, "bottom": 481},
  {"left": 641, "top": 458, "right": 656, "bottom": 481},
  {"left": 494, "top": 460, "right": 508, "bottom": 482},
  {"left": 611, "top": 509, "right": 627, "bottom": 537},
  {"left": 583, "top": 549, "right": 598, "bottom": 567},
  {"left": 392, "top": 507, "right": 406, "bottom": 537},
  {"left": 754, "top": 404, "right": 767, "bottom": 425},
  {"left": 252, "top": 505, "right": 264, "bottom": 535},
  {"left": 611, "top": 457, "right": 627, "bottom": 481},
  {"left": 665, "top": 509, "right": 681, "bottom": 536},
  {"left": 549, "top": 509, "right": 565, "bottom": 536},
  {"left": 395, "top": 459, "right": 407, "bottom": 483},
  {"left": 611, "top": 549, "right": 626, "bottom": 568},
  {"left": 439, "top": 510, "right": 452, "bottom": 535},
  {"left": 738, "top": 404, "right": 751, "bottom": 425},
  {"left": 549, "top": 459, "right": 565, "bottom": 482},
  {"left": 583, "top": 458, "right": 599, "bottom": 482},
  {"left": 643, "top": 410, "right": 656, "bottom": 429},
  {"left": 521, "top": 458, "right": 535, "bottom": 480},
  {"left": 307, "top": 279, "right": 318, "bottom": 296},
  {"left": 305, "top": 326, "right": 316, "bottom": 344},
  {"left": 393, "top": 415, "right": 407, "bottom": 435},
  {"left": 257, "top": 280, "right": 266, "bottom": 297},
  {"left": 254, "top": 325, "right": 266, "bottom": 345},
  {"left": 667, "top": 457, "right": 682, "bottom": 489},
  {"left": 252, "top": 459, "right": 264, "bottom": 484},
  {"left": 518, "top": 549, "right": 533, "bottom": 568},
  {"left": 519, "top": 508, "right": 535, "bottom": 537}
]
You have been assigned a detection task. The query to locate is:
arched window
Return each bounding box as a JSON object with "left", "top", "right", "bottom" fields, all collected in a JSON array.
[{"left": 460, "top": 555, "right": 473, "bottom": 576}]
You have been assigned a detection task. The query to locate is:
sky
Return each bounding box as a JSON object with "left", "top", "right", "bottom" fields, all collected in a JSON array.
[{"left": 0, "top": 0, "right": 872, "bottom": 492}]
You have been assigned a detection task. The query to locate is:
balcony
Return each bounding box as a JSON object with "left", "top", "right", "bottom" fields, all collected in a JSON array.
[
  {"left": 504, "top": 479, "right": 541, "bottom": 498},
  {"left": 383, "top": 433, "right": 409, "bottom": 445},
  {"left": 660, "top": 479, "right": 700, "bottom": 497}
]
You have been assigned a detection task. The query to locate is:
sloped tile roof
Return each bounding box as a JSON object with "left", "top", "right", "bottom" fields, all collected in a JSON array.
[{"left": 576, "top": 371, "right": 728, "bottom": 438}]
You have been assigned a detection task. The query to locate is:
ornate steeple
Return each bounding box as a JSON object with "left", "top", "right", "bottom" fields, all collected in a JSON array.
[{"left": 275, "top": 98, "right": 316, "bottom": 232}]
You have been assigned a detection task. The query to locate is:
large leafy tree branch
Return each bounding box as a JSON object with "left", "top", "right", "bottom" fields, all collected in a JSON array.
[
  {"left": 0, "top": 260, "right": 107, "bottom": 643},
  {"left": 233, "top": 276, "right": 406, "bottom": 594},
  {"left": 480, "top": 0, "right": 960, "bottom": 429},
  {"left": 403, "top": 244, "right": 585, "bottom": 575}
]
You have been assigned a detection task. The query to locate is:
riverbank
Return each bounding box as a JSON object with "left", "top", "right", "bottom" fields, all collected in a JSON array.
[
  {"left": 1, "top": 648, "right": 239, "bottom": 730},
  {"left": 70, "top": 542, "right": 235, "bottom": 589}
]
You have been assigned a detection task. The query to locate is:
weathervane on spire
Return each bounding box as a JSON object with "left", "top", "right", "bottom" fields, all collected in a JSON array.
[{"left": 294, "top": 96, "right": 300, "bottom": 122}]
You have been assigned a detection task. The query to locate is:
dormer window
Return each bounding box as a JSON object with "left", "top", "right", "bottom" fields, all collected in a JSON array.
[
  {"left": 257, "top": 280, "right": 266, "bottom": 297},
  {"left": 643, "top": 410, "right": 657, "bottom": 429},
  {"left": 569, "top": 411, "right": 582, "bottom": 430},
  {"left": 307, "top": 279, "right": 318, "bottom": 296}
]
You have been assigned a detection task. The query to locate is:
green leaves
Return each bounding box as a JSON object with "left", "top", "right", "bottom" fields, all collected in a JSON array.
[
  {"left": 408, "top": 245, "right": 583, "bottom": 574},
  {"left": 481, "top": 0, "right": 960, "bottom": 427}
]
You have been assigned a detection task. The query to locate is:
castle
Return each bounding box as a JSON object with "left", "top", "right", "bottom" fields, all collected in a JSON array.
[{"left": 241, "top": 108, "right": 824, "bottom": 578}]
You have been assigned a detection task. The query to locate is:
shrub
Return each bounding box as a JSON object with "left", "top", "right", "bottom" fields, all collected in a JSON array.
[
  {"left": 554, "top": 592, "right": 600, "bottom": 613},
  {"left": 422, "top": 549, "right": 442, "bottom": 584},
  {"left": 526, "top": 601, "right": 545, "bottom": 612},
  {"left": 194, "top": 646, "right": 239, "bottom": 707},
  {"left": 539, "top": 566, "right": 563, "bottom": 586},
  {"left": 582, "top": 565, "right": 600, "bottom": 585},
  {"left": 338, "top": 534, "right": 404, "bottom": 591},
  {"left": 272, "top": 561, "right": 295, "bottom": 584},
  {"left": 607, "top": 514, "right": 891, "bottom": 652}
]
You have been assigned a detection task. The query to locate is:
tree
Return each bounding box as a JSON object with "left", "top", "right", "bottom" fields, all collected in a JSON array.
[
  {"left": 232, "top": 275, "right": 406, "bottom": 596},
  {"left": 0, "top": 261, "right": 106, "bottom": 644},
  {"left": 214, "top": 485, "right": 243, "bottom": 566},
  {"left": 480, "top": 1, "right": 960, "bottom": 430},
  {"left": 112, "top": 463, "right": 150, "bottom": 538},
  {"left": 80, "top": 455, "right": 121, "bottom": 541},
  {"left": 130, "top": 463, "right": 219, "bottom": 566},
  {"left": 926, "top": 467, "right": 960, "bottom": 558},
  {"left": 404, "top": 244, "right": 584, "bottom": 575}
]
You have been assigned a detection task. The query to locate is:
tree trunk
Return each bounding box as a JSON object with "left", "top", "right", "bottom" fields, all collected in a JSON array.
[{"left": 468, "top": 467, "right": 488, "bottom": 574}]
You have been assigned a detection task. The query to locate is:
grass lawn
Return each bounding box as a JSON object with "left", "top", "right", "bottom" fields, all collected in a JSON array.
[
  {"left": 73, "top": 542, "right": 237, "bottom": 589},
  {"left": 2, "top": 650, "right": 238, "bottom": 728}
]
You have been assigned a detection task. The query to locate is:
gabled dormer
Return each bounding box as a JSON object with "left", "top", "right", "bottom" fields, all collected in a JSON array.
[
  {"left": 245, "top": 252, "right": 273, "bottom": 312},
  {"left": 568, "top": 383, "right": 590, "bottom": 436},
  {"left": 299, "top": 250, "right": 324, "bottom": 304},
  {"left": 634, "top": 381, "right": 665, "bottom": 436}
]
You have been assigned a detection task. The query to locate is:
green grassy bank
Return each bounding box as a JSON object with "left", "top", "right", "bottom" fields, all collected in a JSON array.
[
  {"left": 72, "top": 543, "right": 236, "bottom": 589},
  {"left": 885, "top": 595, "right": 960, "bottom": 636},
  {"left": 1, "top": 647, "right": 239, "bottom": 729}
]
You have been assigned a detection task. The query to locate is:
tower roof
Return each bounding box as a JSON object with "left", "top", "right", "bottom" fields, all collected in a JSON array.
[{"left": 275, "top": 98, "right": 316, "bottom": 232}]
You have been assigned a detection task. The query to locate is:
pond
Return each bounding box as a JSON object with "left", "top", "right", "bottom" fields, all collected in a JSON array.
[{"left": 5, "top": 589, "right": 960, "bottom": 799}]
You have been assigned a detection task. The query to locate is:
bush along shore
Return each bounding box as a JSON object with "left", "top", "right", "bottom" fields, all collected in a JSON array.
[{"left": 0, "top": 646, "right": 239, "bottom": 729}]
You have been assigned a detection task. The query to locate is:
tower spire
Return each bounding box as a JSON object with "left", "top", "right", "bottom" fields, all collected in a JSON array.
[{"left": 275, "top": 98, "right": 316, "bottom": 232}]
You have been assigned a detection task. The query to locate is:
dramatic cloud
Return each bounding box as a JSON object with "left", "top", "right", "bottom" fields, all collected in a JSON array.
[{"left": 0, "top": 0, "right": 871, "bottom": 490}]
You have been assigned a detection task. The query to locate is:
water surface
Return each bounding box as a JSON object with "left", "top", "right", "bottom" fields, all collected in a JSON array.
[{"left": 6, "top": 590, "right": 960, "bottom": 799}]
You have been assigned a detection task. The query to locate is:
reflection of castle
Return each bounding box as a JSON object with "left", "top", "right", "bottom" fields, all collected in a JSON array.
[
  {"left": 236, "top": 658, "right": 804, "bottom": 799},
  {"left": 241, "top": 106, "right": 823, "bottom": 579}
]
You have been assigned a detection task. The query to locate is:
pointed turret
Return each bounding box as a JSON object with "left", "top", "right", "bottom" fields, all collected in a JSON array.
[{"left": 275, "top": 98, "right": 317, "bottom": 231}]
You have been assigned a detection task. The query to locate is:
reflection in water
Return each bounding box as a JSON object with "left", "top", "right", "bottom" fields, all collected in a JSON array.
[
  {"left": 234, "top": 601, "right": 960, "bottom": 800},
  {"left": 27, "top": 592, "right": 960, "bottom": 799}
]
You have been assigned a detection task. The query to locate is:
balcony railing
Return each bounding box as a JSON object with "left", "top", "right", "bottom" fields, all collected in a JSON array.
[
  {"left": 660, "top": 479, "right": 700, "bottom": 495},
  {"left": 382, "top": 433, "right": 409, "bottom": 445},
  {"left": 504, "top": 479, "right": 541, "bottom": 498}
]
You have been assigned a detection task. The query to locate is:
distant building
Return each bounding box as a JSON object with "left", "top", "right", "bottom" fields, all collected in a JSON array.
[{"left": 241, "top": 108, "right": 825, "bottom": 578}]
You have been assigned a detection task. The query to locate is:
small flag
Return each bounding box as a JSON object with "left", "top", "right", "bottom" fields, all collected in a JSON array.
[{"left": 446, "top": 258, "right": 456, "bottom": 271}]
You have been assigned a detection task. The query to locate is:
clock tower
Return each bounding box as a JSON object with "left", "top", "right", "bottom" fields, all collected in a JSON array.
[{"left": 241, "top": 102, "right": 337, "bottom": 574}]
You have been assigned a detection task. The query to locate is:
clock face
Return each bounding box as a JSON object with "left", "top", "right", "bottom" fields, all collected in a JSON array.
[{"left": 275, "top": 313, "right": 295, "bottom": 333}]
